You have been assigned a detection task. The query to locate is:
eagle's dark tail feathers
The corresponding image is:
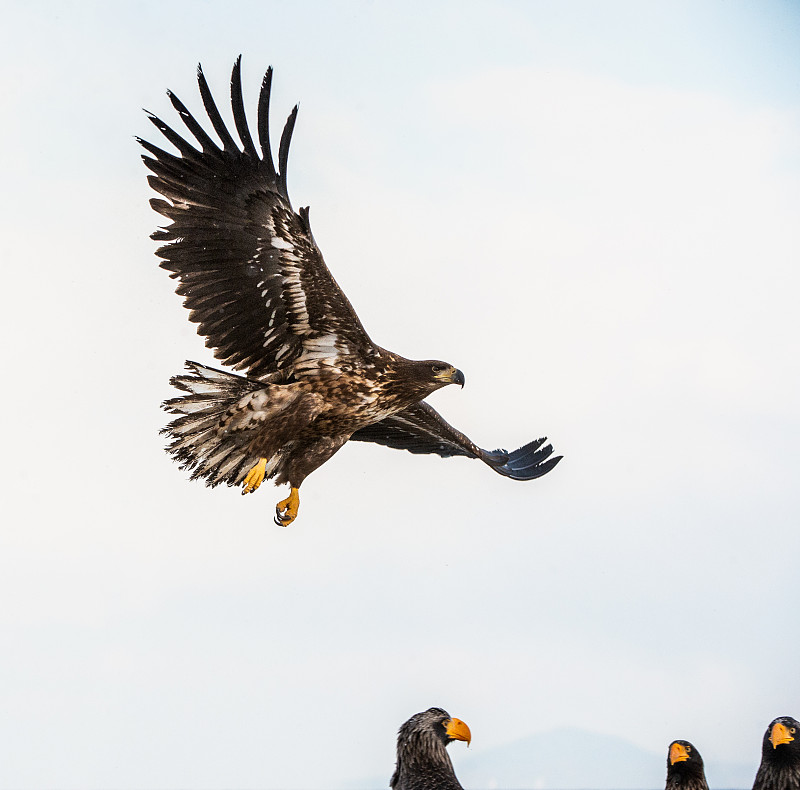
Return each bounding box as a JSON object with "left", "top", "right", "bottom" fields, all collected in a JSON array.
[
  {"left": 161, "top": 361, "right": 266, "bottom": 488},
  {"left": 481, "top": 437, "right": 562, "bottom": 481}
]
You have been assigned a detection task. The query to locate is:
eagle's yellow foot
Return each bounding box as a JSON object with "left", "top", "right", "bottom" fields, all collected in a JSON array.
[
  {"left": 274, "top": 486, "right": 300, "bottom": 527},
  {"left": 242, "top": 458, "right": 267, "bottom": 495}
]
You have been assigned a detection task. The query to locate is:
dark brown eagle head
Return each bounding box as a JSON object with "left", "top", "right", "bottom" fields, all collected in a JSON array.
[
  {"left": 390, "top": 707, "right": 471, "bottom": 790},
  {"left": 423, "top": 360, "right": 465, "bottom": 390},
  {"left": 388, "top": 358, "right": 465, "bottom": 402},
  {"left": 666, "top": 740, "right": 709, "bottom": 790},
  {"left": 754, "top": 717, "right": 800, "bottom": 790}
]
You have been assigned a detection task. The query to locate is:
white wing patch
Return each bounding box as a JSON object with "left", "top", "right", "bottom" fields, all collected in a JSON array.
[
  {"left": 266, "top": 207, "right": 313, "bottom": 337},
  {"left": 281, "top": 257, "right": 311, "bottom": 334},
  {"left": 294, "top": 332, "right": 343, "bottom": 375},
  {"left": 253, "top": 205, "right": 367, "bottom": 373}
]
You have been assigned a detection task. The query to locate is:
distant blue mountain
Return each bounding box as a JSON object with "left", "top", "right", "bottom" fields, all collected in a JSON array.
[{"left": 341, "top": 727, "right": 756, "bottom": 790}]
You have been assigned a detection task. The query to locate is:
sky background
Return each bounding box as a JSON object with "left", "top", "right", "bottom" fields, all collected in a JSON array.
[{"left": 1, "top": 1, "right": 799, "bottom": 788}]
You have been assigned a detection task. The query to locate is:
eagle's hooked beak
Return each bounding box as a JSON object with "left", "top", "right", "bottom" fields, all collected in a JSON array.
[
  {"left": 445, "top": 716, "right": 472, "bottom": 746},
  {"left": 770, "top": 722, "right": 795, "bottom": 749},
  {"left": 433, "top": 366, "right": 465, "bottom": 388},
  {"left": 669, "top": 743, "right": 690, "bottom": 765}
]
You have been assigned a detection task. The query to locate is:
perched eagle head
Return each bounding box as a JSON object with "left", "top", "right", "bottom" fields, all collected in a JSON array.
[
  {"left": 767, "top": 717, "right": 798, "bottom": 750},
  {"left": 762, "top": 716, "right": 800, "bottom": 758},
  {"left": 390, "top": 707, "right": 471, "bottom": 790},
  {"left": 754, "top": 717, "right": 800, "bottom": 790},
  {"left": 666, "top": 740, "right": 708, "bottom": 790}
]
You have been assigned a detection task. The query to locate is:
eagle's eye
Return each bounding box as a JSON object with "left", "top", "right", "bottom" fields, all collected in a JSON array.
[
  {"left": 686, "top": 746, "right": 691, "bottom": 752},
  {"left": 431, "top": 364, "right": 445, "bottom": 374},
  {"left": 791, "top": 728, "right": 797, "bottom": 734}
]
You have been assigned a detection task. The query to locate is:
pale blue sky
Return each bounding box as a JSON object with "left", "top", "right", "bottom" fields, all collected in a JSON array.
[{"left": 1, "top": 2, "right": 798, "bottom": 789}]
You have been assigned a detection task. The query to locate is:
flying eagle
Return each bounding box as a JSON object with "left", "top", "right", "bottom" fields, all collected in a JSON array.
[
  {"left": 752, "top": 717, "right": 800, "bottom": 790},
  {"left": 390, "top": 707, "right": 471, "bottom": 790},
  {"left": 666, "top": 741, "right": 709, "bottom": 790},
  {"left": 139, "top": 58, "right": 561, "bottom": 526}
]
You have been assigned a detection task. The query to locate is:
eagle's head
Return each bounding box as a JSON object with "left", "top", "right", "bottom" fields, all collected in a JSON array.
[
  {"left": 390, "top": 707, "right": 471, "bottom": 790},
  {"left": 666, "top": 740, "right": 708, "bottom": 790},
  {"left": 761, "top": 716, "right": 800, "bottom": 761},
  {"left": 392, "top": 359, "right": 465, "bottom": 397},
  {"left": 754, "top": 717, "right": 800, "bottom": 790},
  {"left": 429, "top": 362, "right": 465, "bottom": 388}
]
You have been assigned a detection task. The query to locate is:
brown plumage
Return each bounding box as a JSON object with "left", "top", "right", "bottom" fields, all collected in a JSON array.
[{"left": 140, "top": 58, "right": 561, "bottom": 526}]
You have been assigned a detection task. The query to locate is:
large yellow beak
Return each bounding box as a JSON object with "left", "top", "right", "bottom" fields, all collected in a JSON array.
[
  {"left": 670, "top": 742, "right": 690, "bottom": 765},
  {"left": 770, "top": 722, "right": 795, "bottom": 749},
  {"left": 445, "top": 717, "right": 472, "bottom": 746}
]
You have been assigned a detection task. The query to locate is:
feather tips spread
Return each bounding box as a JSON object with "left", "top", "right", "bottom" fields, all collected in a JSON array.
[
  {"left": 140, "top": 57, "right": 370, "bottom": 379},
  {"left": 161, "top": 362, "right": 266, "bottom": 487},
  {"left": 350, "top": 402, "right": 562, "bottom": 480}
]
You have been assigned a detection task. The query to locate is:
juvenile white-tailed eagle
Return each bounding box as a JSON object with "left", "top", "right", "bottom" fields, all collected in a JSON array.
[
  {"left": 140, "top": 58, "right": 561, "bottom": 526},
  {"left": 391, "top": 707, "right": 471, "bottom": 790}
]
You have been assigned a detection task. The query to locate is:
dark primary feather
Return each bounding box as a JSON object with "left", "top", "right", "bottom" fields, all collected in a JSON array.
[
  {"left": 138, "top": 56, "right": 371, "bottom": 379},
  {"left": 391, "top": 708, "right": 468, "bottom": 790},
  {"left": 350, "top": 402, "right": 562, "bottom": 480},
  {"left": 666, "top": 741, "right": 709, "bottom": 790},
  {"left": 753, "top": 717, "right": 800, "bottom": 790}
]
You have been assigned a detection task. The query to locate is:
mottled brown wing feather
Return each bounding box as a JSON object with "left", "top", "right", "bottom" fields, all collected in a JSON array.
[{"left": 139, "top": 57, "right": 372, "bottom": 379}]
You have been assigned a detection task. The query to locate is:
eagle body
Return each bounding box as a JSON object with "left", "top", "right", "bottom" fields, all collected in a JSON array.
[
  {"left": 141, "top": 58, "right": 561, "bottom": 524},
  {"left": 753, "top": 717, "right": 800, "bottom": 790},
  {"left": 666, "top": 741, "right": 709, "bottom": 790},
  {"left": 393, "top": 761, "right": 462, "bottom": 790},
  {"left": 208, "top": 349, "right": 466, "bottom": 488},
  {"left": 390, "top": 708, "right": 471, "bottom": 790}
]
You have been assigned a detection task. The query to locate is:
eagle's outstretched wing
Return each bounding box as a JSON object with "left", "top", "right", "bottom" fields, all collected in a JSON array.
[
  {"left": 139, "top": 57, "right": 371, "bottom": 379},
  {"left": 349, "top": 402, "right": 562, "bottom": 480}
]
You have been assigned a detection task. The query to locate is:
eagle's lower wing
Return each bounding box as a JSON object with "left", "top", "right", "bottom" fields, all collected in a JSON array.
[
  {"left": 349, "top": 403, "right": 562, "bottom": 481},
  {"left": 139, "top": 57, "right": 371, "bottom": 379}
]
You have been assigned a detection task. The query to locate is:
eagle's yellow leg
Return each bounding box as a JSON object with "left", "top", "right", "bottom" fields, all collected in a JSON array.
[
  {"left": 274, "top": 487, "right": 300, "bottom": 527},
  {"left": 241, "top": 458, "right": 268, "bottom": 495}
]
